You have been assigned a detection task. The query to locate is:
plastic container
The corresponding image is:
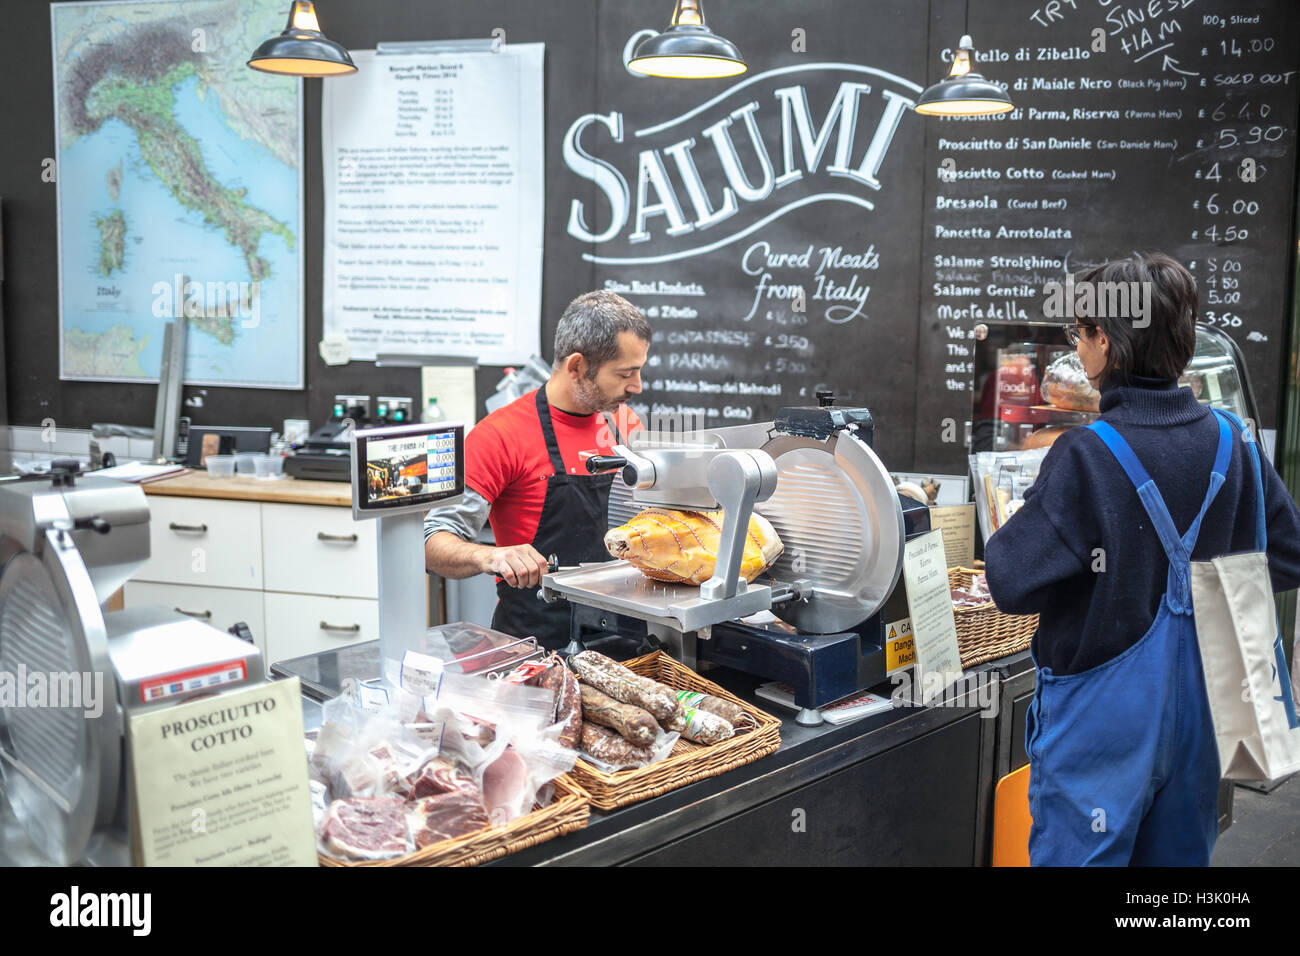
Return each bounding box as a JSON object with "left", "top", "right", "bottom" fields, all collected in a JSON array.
[
  {"left": 235, "top": 452, "right": 259, "bottom": 476},
  {"left": 254, "top": 454, "right": 285, "bottom": 480},
  {"left": 206, "top": 455, "right": 236, "bottom": 478}
]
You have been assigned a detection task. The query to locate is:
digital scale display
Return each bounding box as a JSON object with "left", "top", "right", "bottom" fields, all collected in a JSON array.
[{"left": 351, "top": 422, "right": 464, "bottom": 517}]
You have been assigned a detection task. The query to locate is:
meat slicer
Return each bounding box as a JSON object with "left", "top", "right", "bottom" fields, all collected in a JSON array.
[
  {"left": 0, "top": 462, "right": 264, "bottom": 865},
  {"left": 540, "top": 393, "right": 930, "bottom": 725}
]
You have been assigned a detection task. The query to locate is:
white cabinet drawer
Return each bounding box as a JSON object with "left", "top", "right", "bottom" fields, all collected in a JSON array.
[
  {"left": 261, "top": 503, "right": 377, "bottom": 599},
  {"left": 123, "top": 582, "right": 267, "bottom": 660},
  {"left": 137, "top": 496, "right": 262, "bottom": 589},
  {"left": 263, "top": 592, "right": 377, "bottom": 665}
]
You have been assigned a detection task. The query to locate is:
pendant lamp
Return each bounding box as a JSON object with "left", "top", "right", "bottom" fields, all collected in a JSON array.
[
  {"left": 914, "top": 33, "right": 1013, "bottom": 116},
  {"left": 627, "top": 0, "right": 746, "bottom": 79},
  {"left": 248, "top": 1, "right": 357, "bottom": 77}
]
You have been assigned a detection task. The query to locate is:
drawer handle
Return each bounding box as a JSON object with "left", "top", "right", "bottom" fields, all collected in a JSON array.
[
  {"left": 317, "top": 532, "right": 359, "bottom": 543},
  {"left": 320, "top": 621, "right": 361, "bottom": 633},
  {"left": 168, "top": 522, "right": 208, "bottom": 534},
  {"left": 175, "top": 607, "right": 212, "bottom": 620}
]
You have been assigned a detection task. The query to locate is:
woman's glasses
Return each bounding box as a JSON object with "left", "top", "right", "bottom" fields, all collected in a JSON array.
[{"left": 1064, "top": 324, "right": 1093, "bottom": 347}]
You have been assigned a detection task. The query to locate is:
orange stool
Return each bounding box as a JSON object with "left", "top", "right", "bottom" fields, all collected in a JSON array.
[{"left": 992, "top": 764, "right": 1033, "bottom": 867}]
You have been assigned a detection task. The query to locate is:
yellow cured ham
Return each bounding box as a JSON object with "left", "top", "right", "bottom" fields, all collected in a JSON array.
[{"left": 604, "top": 508, "right": 784, "bottom": 586}]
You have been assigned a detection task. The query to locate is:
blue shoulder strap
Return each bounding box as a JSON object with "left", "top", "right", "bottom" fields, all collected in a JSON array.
[
  {"left": 1213, "top": 408, "right": 1267, "bottom": 552},
  {"left": 1087, "top": 414, "right": 1232, "bottom": 612}
]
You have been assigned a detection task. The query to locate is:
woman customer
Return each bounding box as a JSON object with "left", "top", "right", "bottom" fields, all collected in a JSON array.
[{"left": 985, "top": 252, "right": 1300, "bottom": 866}]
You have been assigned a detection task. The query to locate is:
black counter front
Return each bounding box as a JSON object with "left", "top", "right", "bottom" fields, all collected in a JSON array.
[{"left": 491, "top": 660, "right": 1020, "bottom": 867}]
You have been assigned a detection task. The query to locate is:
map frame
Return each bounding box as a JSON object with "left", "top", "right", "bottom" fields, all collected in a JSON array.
[{"left": 51, "top": 0, "right": 305, "bottom": 390}]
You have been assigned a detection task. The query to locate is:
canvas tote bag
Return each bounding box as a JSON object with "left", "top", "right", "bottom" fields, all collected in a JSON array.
[{"left": 1191, "top": 411, "right": 1300, "bottom": 782}]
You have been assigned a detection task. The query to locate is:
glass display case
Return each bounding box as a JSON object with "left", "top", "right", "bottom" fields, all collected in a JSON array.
[{"left": 971, "top": 322, "right": 1261, "bottom": 455}]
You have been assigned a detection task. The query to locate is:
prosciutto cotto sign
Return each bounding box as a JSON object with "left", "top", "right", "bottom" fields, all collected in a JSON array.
[{"left": 558, "top": 61, "right": 921, "bottom": 423}]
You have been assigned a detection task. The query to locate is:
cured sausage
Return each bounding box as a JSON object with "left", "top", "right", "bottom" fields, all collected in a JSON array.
[
  {"left": 528, "top": 655, "right": 583, "bottom": 750},
  {"left": 571, "top": 650, "right": 678, "bottom": 721},
  {"left": 580, "top": 723, "right": 656, "bottom": 769},
  {"left": 663, "top": 704, "right": 734, "bottom": 745},
  {"left": 553, "top": 661, "right": 583, "bottom": 751},
  {"left": 674, "top": 690, "right": 754, "bottom": 730},
  {"left": 580, "top": 684, "right": 658, "bottom": 747}
]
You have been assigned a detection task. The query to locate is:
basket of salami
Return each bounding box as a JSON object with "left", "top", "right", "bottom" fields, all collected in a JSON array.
[
  {"left": 949, "top": 565, "right": 1038, "bottom": 668},
  {"left": 567, "top": 649, "right": 782, "bottom": 811}
]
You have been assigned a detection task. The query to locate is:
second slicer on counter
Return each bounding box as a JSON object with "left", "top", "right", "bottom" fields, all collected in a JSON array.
[
  {"left": 541, "top": 392, "right": 930, "bottom": 725},
  {"left": 0, "top": 463, "right": 264, "bottom": 865}
]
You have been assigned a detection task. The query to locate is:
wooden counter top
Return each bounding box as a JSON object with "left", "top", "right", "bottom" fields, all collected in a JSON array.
[{"left": 141, "top": 469, "right": 352, "bottom": 506}]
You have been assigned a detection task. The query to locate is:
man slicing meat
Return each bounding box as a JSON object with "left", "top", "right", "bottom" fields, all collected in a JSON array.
[{"left": 424, "top": 291, "right": 649, "bottom": 650}]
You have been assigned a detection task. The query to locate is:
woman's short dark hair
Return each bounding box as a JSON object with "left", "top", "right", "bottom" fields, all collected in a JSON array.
[
  {"left": 1075, "top": 252, "right": 1197, "bottom": 383},
  {"left": 553, "top": 291, "right": 651, "bottom": 378}
]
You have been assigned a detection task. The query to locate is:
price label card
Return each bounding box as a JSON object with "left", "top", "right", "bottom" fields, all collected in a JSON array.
[
  {"left": 128, "top": 677, "right": 317, "bottom": 867},
  {"left": 902, "top": 529, "right": 963, "bottom": 706}
]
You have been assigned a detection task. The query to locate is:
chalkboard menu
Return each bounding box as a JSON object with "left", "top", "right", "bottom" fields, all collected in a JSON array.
[
  {"left": 917, "top": 0, "right": 1300, "bottom": 472},
  {"left": 551, "top": 0, "right": 1299, "bottom": 477},
  {"left": 555, "top": 1, "right": 929, "bottom": 472}
]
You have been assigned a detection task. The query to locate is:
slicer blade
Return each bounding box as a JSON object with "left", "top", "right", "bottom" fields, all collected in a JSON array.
[{"left": 755, "top": 431, "right": 905, "bottom": 634}]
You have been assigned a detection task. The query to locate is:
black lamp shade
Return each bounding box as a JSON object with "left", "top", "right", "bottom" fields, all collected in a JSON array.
[
  {"left": 248, "top": 2, "right": 357, "bottom": 77},
  {"left": 913, "top": 72, "right": 1014, "bottom": 116},
  {"left": 628, "top": 24, "right": 747, "bottom": 78}
]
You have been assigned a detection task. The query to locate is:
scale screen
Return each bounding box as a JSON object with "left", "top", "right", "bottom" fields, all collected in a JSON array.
[{"left": 350, "top": 422, "right": 464, "bottom": 519}]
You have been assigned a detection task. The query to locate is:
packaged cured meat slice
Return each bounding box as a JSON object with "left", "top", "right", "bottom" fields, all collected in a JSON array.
[
  {"left": 481, "top": 749, "right": 530, "bottom": 822},
  {"left": 321, "top": 796, "right": 410, "bottom": 861},
  {"left": 604, "top": 508, "right": 783, "bottom": 586},
  {"left": 408, "top": 792, "right": 492, "bottom": 848},
  {"left": 369, "top": 742, "right": 412, "bottom": 798},
  {"left": 407, "top": 755, "right": 480, "bottom": 799}
]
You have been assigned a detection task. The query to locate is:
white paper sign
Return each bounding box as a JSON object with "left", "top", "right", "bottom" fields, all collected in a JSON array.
[
  {"left": 322, "top": 46, "right": 544, "bottom": 363},
  {"left": 902, "top": 529, "right": 964, "bottom": 706}
]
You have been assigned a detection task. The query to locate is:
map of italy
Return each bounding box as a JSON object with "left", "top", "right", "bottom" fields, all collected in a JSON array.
[{"left": 54, "top": 0, "right": 303, "bottom": 387}]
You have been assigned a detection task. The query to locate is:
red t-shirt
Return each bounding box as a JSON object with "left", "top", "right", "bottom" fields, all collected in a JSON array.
[{"left": 467, "top": 389, "right": 642, "bottom": 548}]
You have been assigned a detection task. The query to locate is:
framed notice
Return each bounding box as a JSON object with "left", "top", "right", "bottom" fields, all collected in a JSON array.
[
  {"left": 127, "top": 677, "right": 317, "bottom": 867},
  {"left": 322, "top": 45, "right": 545, "bottom": 364}
]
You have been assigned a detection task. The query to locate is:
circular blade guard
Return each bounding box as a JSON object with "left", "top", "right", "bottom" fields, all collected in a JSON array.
[
  {"left": 0, "top": 532, "right": 119, "bottom": 864},
  {"left": 756, "top": 432, "right": 905, "bottom": 634}
]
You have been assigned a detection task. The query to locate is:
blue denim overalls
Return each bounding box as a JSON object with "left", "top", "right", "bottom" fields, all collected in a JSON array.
[{"left": 1024, "top": 410, "right": 1233, "bottom": 866}]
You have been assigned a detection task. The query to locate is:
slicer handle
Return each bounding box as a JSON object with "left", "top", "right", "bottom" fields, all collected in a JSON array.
[{"left": 585, "top": 455, "right": 627, "bottom": 475}]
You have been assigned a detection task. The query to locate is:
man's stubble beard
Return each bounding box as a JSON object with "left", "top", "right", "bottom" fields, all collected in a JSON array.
[{"left": 573, "top": 375, "right": 625, "bottom": 414}]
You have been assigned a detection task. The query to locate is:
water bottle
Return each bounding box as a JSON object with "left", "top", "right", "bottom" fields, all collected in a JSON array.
[{"left": 422, "top": 397, "right": 445, "bottom": 424}]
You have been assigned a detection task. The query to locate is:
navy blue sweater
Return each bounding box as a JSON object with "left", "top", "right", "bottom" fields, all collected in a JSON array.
[{"left": 985, "top": 377, "right": 1300, "bottom": 676}]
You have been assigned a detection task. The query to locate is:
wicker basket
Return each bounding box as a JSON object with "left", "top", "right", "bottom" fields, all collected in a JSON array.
[
  {"left": 949, "top": 566, "right": 1038, "bottom": 668},
  {"left": 570, "top": 651, "right": 782, "bottom": 812},
  {"left": 319, "top": 774, "right": 591, "bottom": 867}
]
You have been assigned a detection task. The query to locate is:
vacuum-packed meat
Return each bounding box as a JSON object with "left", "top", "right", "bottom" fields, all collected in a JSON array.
[
  {"left": 409, "top": 792, "right": 491, "bottom": 848},
  {"left": 321, "top": 796, "right": 409, "bottom": 861}
]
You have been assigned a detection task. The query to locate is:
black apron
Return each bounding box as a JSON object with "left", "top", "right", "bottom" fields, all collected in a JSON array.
[{"left": 490, "top": 389, "right": 643, "bottom": 651}]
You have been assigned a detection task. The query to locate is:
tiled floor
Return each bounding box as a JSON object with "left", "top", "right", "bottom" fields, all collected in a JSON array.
[{"left": 1210, "top": 775, "right": 1300, "bottom": 866}]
